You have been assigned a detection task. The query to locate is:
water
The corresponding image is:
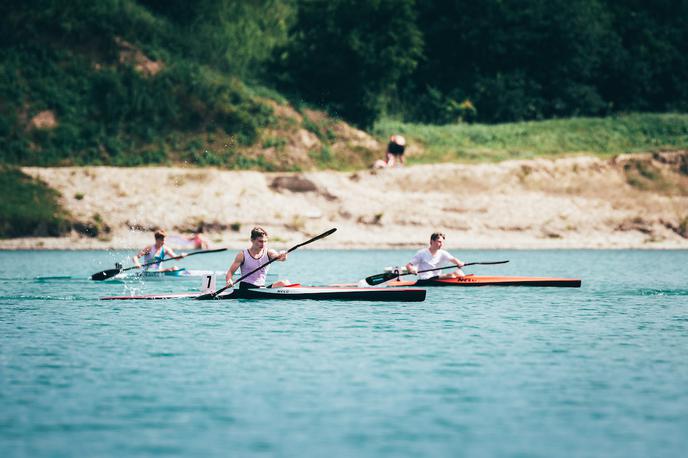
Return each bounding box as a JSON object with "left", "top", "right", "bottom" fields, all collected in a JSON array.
[{"left": 1, "top": 249, "right": 687, "bottom": 457}]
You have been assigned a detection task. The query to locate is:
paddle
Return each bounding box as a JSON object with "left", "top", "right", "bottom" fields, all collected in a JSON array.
[
  {"left": 364, "top": 260, "right": 509, "bottom": 286},
  {"left": 196, "top": 228, "right": 337, "bottom": 300},
  {"left": 90, "top": 248, "right": 228, "bottom": 281}
]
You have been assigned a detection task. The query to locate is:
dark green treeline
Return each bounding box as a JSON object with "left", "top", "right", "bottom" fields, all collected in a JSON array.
[
  {"left": 1, "top": 0, "right": 687, "bottom": 166},
  {"left": 276, "top": 0, "right": 688, "bottom": 127}
]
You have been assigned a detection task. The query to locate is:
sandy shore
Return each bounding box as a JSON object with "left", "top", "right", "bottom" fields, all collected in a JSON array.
[{"left": 3, "top": 154, "right": 687, "bottom": 250}]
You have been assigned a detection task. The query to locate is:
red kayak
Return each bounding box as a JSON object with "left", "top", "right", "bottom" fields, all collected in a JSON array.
[{"left": 383, "top": 275, "right": 581, "bottom": 288}]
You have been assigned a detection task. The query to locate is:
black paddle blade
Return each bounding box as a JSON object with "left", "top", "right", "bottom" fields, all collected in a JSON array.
[
  {"left": 91, "top": 269, "right": 122, "bottom": 281},
  {"left": 365, "top": 272, "right": 398, "bottom": 286},
  {"left": 288, "top": 228, "right": 337, "bottom": 252}
]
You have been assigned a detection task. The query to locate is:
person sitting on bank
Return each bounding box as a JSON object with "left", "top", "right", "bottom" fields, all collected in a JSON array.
[
  {"left": 373, "top": 134, "right": 407, "bottom": 168},
  {"left": 406, "top": 232, "right": 465, "bottom": 280},
  {"left": 133, "top": 229, "right": 186, "bottom": 272},
  {"left": 225, "top": 226, "right": 291, "bottom": 289}
]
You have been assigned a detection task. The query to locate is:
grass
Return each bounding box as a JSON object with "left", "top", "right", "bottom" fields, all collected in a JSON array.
[
  {"left": 373, "top": 113, "right": 688, "bottom": 164},
  {"left": 0, "top": 167, "right": 73, "bottom": 238}
]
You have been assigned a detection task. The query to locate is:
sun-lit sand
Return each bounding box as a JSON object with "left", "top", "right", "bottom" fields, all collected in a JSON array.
[{"left": 3, "top": 154, "right": 687, "bottom": 250}]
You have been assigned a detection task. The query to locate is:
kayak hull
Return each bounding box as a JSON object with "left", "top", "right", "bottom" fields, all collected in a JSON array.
[
  {"left": 101, "top": 285, "right": 426, "bottom": 302},
  {"left": 386, "top": 275, "right": 581, "bottom": 288},
  {"left": 115, "top": 269, "right": 228, "bottom": 279}
]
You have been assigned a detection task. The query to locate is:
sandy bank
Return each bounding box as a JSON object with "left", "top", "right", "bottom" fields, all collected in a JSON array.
[{"left": 3, "top": 154, "right": 687, "bottom": 250}]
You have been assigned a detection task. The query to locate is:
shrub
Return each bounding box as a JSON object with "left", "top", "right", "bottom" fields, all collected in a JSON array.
[{"left": 0, "top": 167, "right": 73, "bottom": 238}]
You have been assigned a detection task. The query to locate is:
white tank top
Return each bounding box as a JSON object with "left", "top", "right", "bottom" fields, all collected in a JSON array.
[
  {"left": 142, "top": 244, "right": 165, "bottom": 270},
  {"left": 240, "top": 248, "right": 269, "bottom": 286}
]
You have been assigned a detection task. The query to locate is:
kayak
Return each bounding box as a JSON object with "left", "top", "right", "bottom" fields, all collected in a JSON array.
[
  {"left": 35, "top": 270, "right": 226, "bottom": 281},
  {"left": 116, "top": 268, "right": 226, "bottom": 279},
  {"left": 101, "top": 284, "right": 427, "bottom": 302},
  {"left": 383, "top": 275, "right": 581, "bottom": 288}
]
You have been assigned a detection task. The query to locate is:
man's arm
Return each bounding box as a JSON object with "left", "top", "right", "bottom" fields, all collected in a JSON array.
[
  {"left": 133, "top": 247, "right": 150, "bottom": 268},
  {"left": 445, "top": 251, "right": 464, "bottom": 268},
  {"left": 225, "top": 251, "right": 244, "bottom": 286},
  {"left": 405, "top": 252, "right": 422, "bottom": 274},
  {"left": 268, "top": 249, "right": 288, "bottom": 262},
  {"left": 165, "top": 245, "right": 180, "bottom": 259}
]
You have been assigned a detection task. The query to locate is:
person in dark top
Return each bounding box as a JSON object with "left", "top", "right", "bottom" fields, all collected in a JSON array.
[
  {"left": 386, "top": 134, "right": 406, "bottom": 166},
  {"left": 373, "top": 134, "right": 407, "bottom": 168}
]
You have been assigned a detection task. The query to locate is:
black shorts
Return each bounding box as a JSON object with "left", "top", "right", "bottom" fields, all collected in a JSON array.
[
  {"left": 239, "top": 282, "right": 274, "bottom": 289},
  {"left": 387, "top": 142, "right": 405, "bottom": 155}
]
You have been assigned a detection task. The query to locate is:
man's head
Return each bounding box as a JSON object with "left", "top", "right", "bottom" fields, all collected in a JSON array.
[
  {"left": 250, "top": 226, "right": 269, "bottom": 249},
  {"left": 430, "top": 232, "right": 445, "bottom": 249},
  {"left": 154, "top": 229, "right": 167, "bottom": 242}
]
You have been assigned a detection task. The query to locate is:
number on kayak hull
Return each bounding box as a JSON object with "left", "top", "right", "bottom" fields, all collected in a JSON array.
[{"left": 202, "top": 274, "right": 216, "bottom": 293}]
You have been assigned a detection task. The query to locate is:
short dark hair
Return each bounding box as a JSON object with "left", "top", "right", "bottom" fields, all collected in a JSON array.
[
  {"left": 250, "top": 226, "right": 268, "bottom": 240},
  {"left": 430, "top": 232, "right": 445, "bottom": 241},
  {"left": 154, "top": 229, "right": 167, "bottom": 240}
]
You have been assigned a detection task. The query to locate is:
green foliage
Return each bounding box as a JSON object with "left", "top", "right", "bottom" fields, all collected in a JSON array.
[
  {"left": 375, "top": 113, "right": 688, "bottom": 164},
  {"left": 2, "top": 0, "right": 688, "bottom": 170},
  {"left": 401, "top": 0, "right": 688, "bottom": 123},
  {"left": 139, "top": 0, "right": 293, "bottom": 78},
  {"left": 0, "top": 167, "right": 73, "bottom": 238},
  {"left": 0, "top": 0, "right": 275, "bottom": 167},
  {"left": 405, "top": 87, "right": 478, "bottom": 124},
  {"left": 274, "top": 0, "right": 423, "bottom": 128}
]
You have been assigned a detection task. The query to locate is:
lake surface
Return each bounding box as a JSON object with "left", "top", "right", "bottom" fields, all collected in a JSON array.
[{"left": 1, "top": 249, "right": 687, "bottom": 457}]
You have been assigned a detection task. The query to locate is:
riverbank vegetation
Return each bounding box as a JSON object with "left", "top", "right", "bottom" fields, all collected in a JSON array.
[
  {"left": 0, "top": 167, "right": 73, "bottom": 238},
  {"left": 376, "top": 113, "right": 688, "bottom": 164},
  {"left": 2, "top": 0, "right": 688, "bottom": 169},
  {"left": 2, "top": 1, "right": 688, "bottom": 237}
]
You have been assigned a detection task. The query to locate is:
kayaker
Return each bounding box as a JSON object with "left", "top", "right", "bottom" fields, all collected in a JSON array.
[
  {"left": 133, "top": 229, "right": 186, "bottom": 272},
  {"left": 225, "top": 226, "right": 291, "bottom": 289},
  {"left": 169, "top": 229, "right": 209, "bottom": 250},
  {"left": 405, "top": 232, "right": 465, "bottom": 280},
  {"left": 188, "top": 231, "right": 209, "bottom": 249}
]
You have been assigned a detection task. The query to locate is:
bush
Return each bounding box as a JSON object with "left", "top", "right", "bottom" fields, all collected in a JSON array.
[{"left": 0, "top": 167, "right": 73, "bottom": 238}]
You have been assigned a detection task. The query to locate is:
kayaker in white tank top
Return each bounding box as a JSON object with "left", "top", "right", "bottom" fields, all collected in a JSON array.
[
  {"left": 406, "top": 232, "right": 465, "bottom": 280},
  {"left": 133, "top": 229, "right": 186, "bottom": 272},
  {"left": 225, "top": 227, "right": 290, "bottom": 289}
]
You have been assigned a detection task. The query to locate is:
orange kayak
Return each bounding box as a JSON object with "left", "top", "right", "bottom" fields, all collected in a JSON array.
[{"left": 383, "top": 275, "right": 581, "bottom": 288}]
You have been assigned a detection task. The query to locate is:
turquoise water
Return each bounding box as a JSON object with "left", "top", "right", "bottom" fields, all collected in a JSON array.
[{"left": 1, "top": 249, "right": 687, "bottom": 457}]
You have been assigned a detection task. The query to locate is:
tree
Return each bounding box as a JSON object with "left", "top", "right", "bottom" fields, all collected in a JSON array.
[
  {"left": 410, "top": 0, "right": 622, "bottom": 122},
  {"left": 274, "top": 0, "right": 423, "bottom": 128}
]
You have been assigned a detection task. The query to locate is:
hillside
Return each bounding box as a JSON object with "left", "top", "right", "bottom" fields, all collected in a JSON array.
[{"left": 2, "top": 1, "right": 688, "bottom": 246}]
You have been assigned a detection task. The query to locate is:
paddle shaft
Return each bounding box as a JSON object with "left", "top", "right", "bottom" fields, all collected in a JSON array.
[
  {"left": 413, "top": 261, "right": 509, "bottom": 276},
  {"left": 198, "top": 228, "right": 337, "bottom": 299},
  {"left": 90, "top": 248, "right": 227, "bottom": 281},
  {"left": 365, "top": 260, "right": 509, "bottom": 285}
]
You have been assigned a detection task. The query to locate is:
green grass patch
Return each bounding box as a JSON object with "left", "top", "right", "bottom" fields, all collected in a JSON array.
[
  {"left": 373, "top": 113, "right": 688, "bottom": 164},
  {"left": 0, "top": 167, "right": 73, "bottom": 238}
]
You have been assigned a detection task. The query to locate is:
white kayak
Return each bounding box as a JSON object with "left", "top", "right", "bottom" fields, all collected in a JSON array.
[{"left": 114, "top": 268, "right": 227, "bottom": 279}]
